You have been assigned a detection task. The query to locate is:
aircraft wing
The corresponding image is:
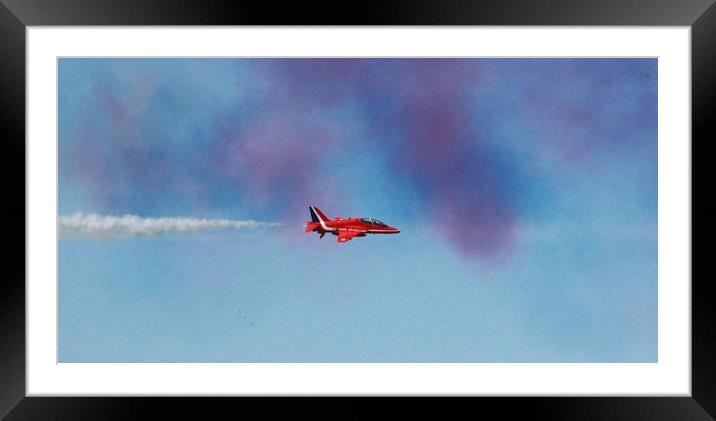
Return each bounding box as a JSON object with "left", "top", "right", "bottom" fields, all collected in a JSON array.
[{"left": 337, "top": 231, "right": 360, "bottom": 243}]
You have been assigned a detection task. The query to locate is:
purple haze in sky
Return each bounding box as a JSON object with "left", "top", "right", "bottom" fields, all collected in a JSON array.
[{"left": 59, "top": 58, "right": 656, "bottom": 260}]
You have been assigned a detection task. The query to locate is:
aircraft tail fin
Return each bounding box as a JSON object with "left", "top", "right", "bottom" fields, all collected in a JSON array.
[{"left": 309, "top": 206, "right": 329, "bottom": 224}]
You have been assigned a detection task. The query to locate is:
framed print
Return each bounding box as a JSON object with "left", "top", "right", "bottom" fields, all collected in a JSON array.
[{"left": 2, "top": 0, "right": 714, "bottom": 419}]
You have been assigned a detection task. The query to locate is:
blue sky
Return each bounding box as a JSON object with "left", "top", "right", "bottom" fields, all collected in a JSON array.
[{"left": 58, "top": 58, "right": 657, "bottom": 362}]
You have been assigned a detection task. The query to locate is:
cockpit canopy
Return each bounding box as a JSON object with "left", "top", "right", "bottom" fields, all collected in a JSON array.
[{"left": 361, "top": 218, "right": 387, "bottom": 226}]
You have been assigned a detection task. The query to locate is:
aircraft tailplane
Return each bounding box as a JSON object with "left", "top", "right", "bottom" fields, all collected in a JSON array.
[{"left": 305, "top": 221, "right": 321, "bottom": 233}]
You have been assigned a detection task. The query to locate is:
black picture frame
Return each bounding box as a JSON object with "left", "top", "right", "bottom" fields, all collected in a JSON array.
[{"left": 1, "top": 0, "right": 713, "bottom": 419}]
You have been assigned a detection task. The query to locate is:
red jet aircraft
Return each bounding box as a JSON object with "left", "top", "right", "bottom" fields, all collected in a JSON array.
[{"left": 304, "top": 206, "right": 400, "bottom": 243}]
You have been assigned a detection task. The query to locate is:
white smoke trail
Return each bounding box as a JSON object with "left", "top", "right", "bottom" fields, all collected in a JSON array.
[{"left": 59, "top": 212, "right": 281, "bottom": 239}]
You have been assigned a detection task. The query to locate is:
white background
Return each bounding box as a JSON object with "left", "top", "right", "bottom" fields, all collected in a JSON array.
[{"left": 27, "top": 27, "right": 691, "bottom": 395}]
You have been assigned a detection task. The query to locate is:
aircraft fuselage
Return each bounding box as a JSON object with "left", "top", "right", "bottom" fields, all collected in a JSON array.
[{"left": 305, "top": 206, "right": 400, "bottom": 243}]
